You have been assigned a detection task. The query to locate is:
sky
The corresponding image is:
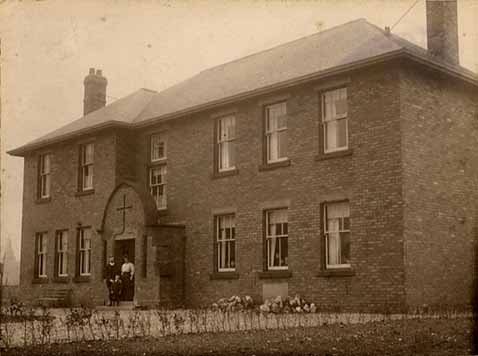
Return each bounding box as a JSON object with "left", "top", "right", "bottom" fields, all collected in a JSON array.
[{"left": 1, "top": 0, "right": 477, "bottom": 283}]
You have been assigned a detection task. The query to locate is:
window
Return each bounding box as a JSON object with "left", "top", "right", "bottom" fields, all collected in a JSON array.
[
  {"left": 265, "top": 102, "right": 287, "bottom": 163},
  {"left": 265, "top": 209, "right": 288, "bottom": 270},
  {"left": 322, "top": 88, "right": 348, "bottom": 153},
  {"left": 215, "top": 214, "right": 236, "bottom": 271},
  {"left": 150, "top": 134, "right": 166, "bottom": 162},
  {"left": 324, "top": 201, "right": 351, "bottom": 268},
  {"left": 150, "top": 165, "right": 167, "bottom": 210},
  {"left": 35, "top": 232, "right": 48, "bottom": 278},
  {"left": 79, "top": 143, "right": 94, "bottom": 190},
  {"left": 38, "top": 154, "right": 51, "bottom": 199},
  {"left": 217, "top": 116, "right": 236, "bottom": 171},
  {"left": 78, "top": 228, "right": 92, "bottom": 276},
  {"left": 55, "top": 230, "right": 68, "bottom": 277}
]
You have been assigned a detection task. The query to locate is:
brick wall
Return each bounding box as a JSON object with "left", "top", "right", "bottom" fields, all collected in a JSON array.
[
  {"left": 19, "top": 131, "right": 118, "bottom": 305},
  {"left": 135, "top": 63, "right": 407, "bottom": 311},
  {"left": 400, "top": 62, "right": 478, "bottom": 309}
]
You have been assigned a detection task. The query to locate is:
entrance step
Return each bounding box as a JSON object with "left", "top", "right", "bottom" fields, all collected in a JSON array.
[{"left": 97, "top": 301, "right": 134, "bottom": 311}]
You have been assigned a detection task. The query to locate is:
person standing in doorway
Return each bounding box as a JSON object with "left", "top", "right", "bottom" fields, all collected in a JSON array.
[
  {"left": 104, "top": 256, "right": 118, "bottom": 306},
  {"left": 121, "top": 255, "right": 135, "bottom": 301}
]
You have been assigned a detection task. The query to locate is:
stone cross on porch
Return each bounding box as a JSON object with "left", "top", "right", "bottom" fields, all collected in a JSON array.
[{"left": 116, "top": 194, "right": 132, "bottom": 235}]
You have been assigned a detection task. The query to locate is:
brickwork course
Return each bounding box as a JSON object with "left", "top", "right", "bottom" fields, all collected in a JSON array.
[{"left": 8, "top": 5, "right": 478, "bottom": 312}]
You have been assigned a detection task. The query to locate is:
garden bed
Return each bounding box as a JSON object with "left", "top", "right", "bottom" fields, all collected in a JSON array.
[{"left": 1, "top": 316, "right": 475, "bottom": 355}]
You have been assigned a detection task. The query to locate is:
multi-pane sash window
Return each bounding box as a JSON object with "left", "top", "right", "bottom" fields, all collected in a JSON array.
[
  {"left": 216, "top": 214, "right": 236, "bottom": 271},
  {"left": 322, "top": 88, "right": 348, "bottom": 153},
  {"left": 150, "top": 165, "right": 167, "bottom": 209},
  {"left": 39, "top": 154, "right": 51, "bottom": 198},
  {"left": 36, "top": 232, "right": 48, "bottom": 278},
  {"left": 266, "top": 209, "right": 288, "bottom": 270},
  {"left": 151, "top": 134, "right": 166, "bottom": 162},
  {"left": 78, "top": 228, "right": 92, "bottom": 276},
  {"left": 265, "top": 102, "right": 287, "bottom": 163},
  {"left": 56, "top": 230, "right": 68, "bottom": 277},
  {"left": 324, "top": 202, "right": 351, "bottom": 268},
  {"left": 217, "top": 116, "right": 236, "bottom": 171},
  {"left": 80, "top": 143, "right": 94, "bottom": 190}
]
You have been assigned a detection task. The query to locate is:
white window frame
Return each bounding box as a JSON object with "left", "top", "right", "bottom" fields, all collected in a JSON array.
[
  {"left": 80, "top": 143, "right": 94, "bottom": 191},
  {"left": 56, "top": 230, "right": 68, "bottom": 277},
  {"left": 150, "top": 134, "right": 166, "bottom": 162},
  {"left": 324, "top": 202, "right": 351, "bottom": 269},
  {"left": 79, "top": 228, "right": 92, "bottom": 276},
  {"left": 36, "top": 232, "right": 48, "bottom": 278},
  {"left": 39, "top": 154, "right": 51, "bottom": 198},
  {"left": 216, "top": 214, "right": 236, "bottom": 272},
  {"left": 265, "top": 209, "right": 288, "bottom": 270},
  {"left": 265, "top": 102, "right": 288, "bottom": 163},
  {"left": 322, "top": 88, "right": 348, "bottom": 153},
  {"left": 217, "top": 115, "right": 236, "bottom": 172},
  {"left": 150, "top": 165, "right": 167, "bottom": 210}
]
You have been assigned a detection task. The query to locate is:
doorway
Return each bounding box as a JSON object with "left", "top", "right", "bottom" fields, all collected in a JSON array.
[{"left": 114, "top": 238, "right": 135, "bottom": 301}]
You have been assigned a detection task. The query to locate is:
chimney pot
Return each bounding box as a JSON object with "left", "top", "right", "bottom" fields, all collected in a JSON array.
[
  {"left": 384, "top": 26, "right": 391, "bottom": 35},
  {"left": 83, "top": 68, "right": 108, "bottom": 116},
  {"left": 426, "top": 0, "right": 459, "bottom": 65}
]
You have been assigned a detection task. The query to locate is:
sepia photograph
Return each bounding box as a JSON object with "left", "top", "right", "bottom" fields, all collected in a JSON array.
[{"left": 0, "top": 0, "right": 477, "bottom": 354}]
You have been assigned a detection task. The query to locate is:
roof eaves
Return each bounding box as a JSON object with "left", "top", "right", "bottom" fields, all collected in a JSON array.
[
  {"left": 7, "top": 120, "right": 132, "bottom": 157},
  {"left": 134, "top": 49, "right": 405, "bottom": 128}
]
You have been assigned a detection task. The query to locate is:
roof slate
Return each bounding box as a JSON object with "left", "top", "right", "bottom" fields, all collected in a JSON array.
[{"left": 9, "top": 19, "right": 477, "bottom": 155}]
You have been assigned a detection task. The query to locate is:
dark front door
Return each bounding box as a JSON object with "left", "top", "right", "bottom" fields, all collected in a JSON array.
[{"left": 114, "top": 239, "right": 135, "bottom": 301}]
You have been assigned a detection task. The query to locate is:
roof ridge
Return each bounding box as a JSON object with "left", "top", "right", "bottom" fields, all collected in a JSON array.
[{"left": 198, "top": 18, "right": 368, "bottom": 74}]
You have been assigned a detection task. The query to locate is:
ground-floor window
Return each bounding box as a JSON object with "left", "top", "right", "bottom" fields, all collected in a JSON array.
[
  {"left": 55, "top": 230, "right": 68, "bottom": 277},
  {"left": 324, "top": 201, "right": 351, "bottom": 268},
  {"left": 35, "top": 232, "right": 48, "bottom": 278},
  {"left": 78, "top": 228, "right": 92, "bottom": 276},
  {"left": 265, "top": 209, "right": 288, "bottom": 270},
  {"left": 215, "top": 214, "right": 236, "bottom": 271}
]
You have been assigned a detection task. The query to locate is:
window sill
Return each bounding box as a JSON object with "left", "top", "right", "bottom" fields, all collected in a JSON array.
[
  {"left": 75, "top": 189, "right": 95, "bottom": 197},
  {"left": 32, "top": 277, "right": 50, "bottom": 284},
  {"left": 209, "top": 271, "right": 239, "bottom": 280},
  {"left": 212, "top": 169, "right": 239, "bottom": 179},
  {"left": 157, "top": 208, "right": 169, "bottom": 216},
  {"left": 35, "top": 197, "right": 51, "bottom": 204},
  {"left": 258, "top": 159, "right": 291, "bottom": 172},
  {"left": 73, "top": 275, "right": 91, "bottom": 283},
  {"left": 315, "top": 149, "right": 353, "bottom": 161},
  {"left": 53, "top": 276, "right": 70, "bottom": 284},
  {"left": 150, "top": 158, "right": 167, "bottom": 165},
  {"left": 257, "top": 270, "right": 292, "bottom": 279},
  {"left": 317, "top": 268, "right": 355, "bottom": 277}
]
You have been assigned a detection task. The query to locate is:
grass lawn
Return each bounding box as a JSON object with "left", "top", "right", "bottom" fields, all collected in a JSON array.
[{"left": 1, "top": 316, "right": 475, "bottom": 356}]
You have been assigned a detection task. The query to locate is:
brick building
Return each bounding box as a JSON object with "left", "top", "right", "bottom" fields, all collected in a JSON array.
[{"left": 9, "top": 1, "right": 478, "bottom": 311}]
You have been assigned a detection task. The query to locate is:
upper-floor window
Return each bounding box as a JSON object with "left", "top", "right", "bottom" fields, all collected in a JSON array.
[
  {"left": 151, "top": 134, "right": 166, "bottom": 162},
  {"left": 323, "top": 201, "right": 351, "bottom": 268},
  {"left": 35, "top": 232, "right": 48, "bottom": 278},
  {"left": 55, "top": 230, "right": 68, "bottom": 277},
  {"left": 215, "top": 214, "right": 236, "bottom": 272},
  {"left": 265, "top": 102, "right": 287, "bottom": 163},
  {"left": 79, "top": 143, "right": 94, "bottom": 191},
  {"left": 217, "top": 115, "right": 236, "bottom": 171},
  {"left": 265, "top": 209, "right": 288, "bottom": 270},
  {"left": 38, "top": 154, "right": 51, "bottom": 199},
  {"left": 150, "top": 165, "right": 167, "bottom": 210},
  {"left": 322, "top": 88, "right": 348, "bottom": 153},
  {"left": 78, "top": 227, "right": 92, "bottom": 276}
]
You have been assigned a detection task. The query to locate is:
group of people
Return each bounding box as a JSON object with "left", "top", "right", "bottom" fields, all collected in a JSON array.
[{"left": 104, "top": 255, "right": 135, "bottom": 306}]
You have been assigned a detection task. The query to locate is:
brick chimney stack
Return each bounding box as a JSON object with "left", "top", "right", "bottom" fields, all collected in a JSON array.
[
  {"left": 83, "top": 68, "right": 108, "bottom": 116},
  {"left": 426, "top": 0, "right": 459, "bottom": 65}
]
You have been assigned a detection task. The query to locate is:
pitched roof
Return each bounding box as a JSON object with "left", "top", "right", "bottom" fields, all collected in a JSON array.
[{"left": 9, "top": 19, "right": 478, "bottom": 156}]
